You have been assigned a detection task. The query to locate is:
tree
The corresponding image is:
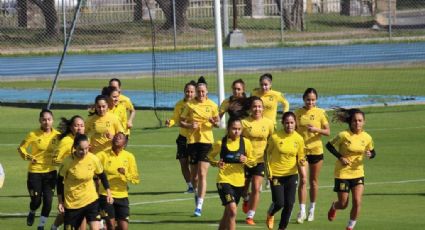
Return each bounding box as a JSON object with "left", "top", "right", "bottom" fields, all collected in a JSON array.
[
  {"left": 155, "top": 0, "right": 190, "bottom": 31},
  {"left": 275, "top": 0, "right": 304, "bottom": 31},
  {"left": 30, "top": 0, "right": 59, "bottom": 36}
]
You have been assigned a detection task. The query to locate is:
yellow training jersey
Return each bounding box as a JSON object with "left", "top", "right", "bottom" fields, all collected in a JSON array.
[
  {"left": 168, "top": 99, "right": 190, "bottom": 137},
  {"left": 110, "top": 104, "right": 129, "bottom": 135},
  {"left": 241, "top": 116, "right": 274, "bottom": 163},
  {"left": 85, "top": 112, "right": 124, "bottom": 154},
  {"left": 295, "top": 107, "right": 329, "bottom": 155},
  {"left": 329, "top": 130, "right": 374, "bottom": 179},
  {"left": 59, "top": 153, "right": 103, "bottom": 209},
  {"left": 18, "top": 128, "right": 60, "bottom": 173},
  {"left": 252, "top": 89, "right": 289, "bottom": 124},
  {"left": 53, "top": 134, "right": 74, "bottom": 165},
  {"left": 208, "top": 137, "right": 255, "bottom": 187},
  {"left": 119, "top": 94, "right": 135, "bottom": 112},
  {"left": 181, "top": 98, "right": 219, "bottom": 144},
  {"left": 97, "top": 149, "right": 140, "bottom": 198},
  {"left": 266, "top": 130, "right": 305, "bottom": 178},
  {"left": 219, "top": 98, "right": 230, "bottom": 115}
]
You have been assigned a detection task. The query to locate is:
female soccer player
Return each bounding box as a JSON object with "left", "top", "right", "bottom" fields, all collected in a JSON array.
[
  {"left": 294, "top": 88, "right": 330, "bottom": 223},
  {"left": 109, "top": 78, "right": 136, "bottom": 134},
  {"left": 208, "top": 117, "right": 255, "bottom": 230},
  {"left": 17, "top": 109, "right": 60, "bottom": 229},
  {"left": 219, "top": 79, "right": 247, "bottom": 119},
  {"left": 85, "top": 95, "right": 124, "bottom": 154},
  {"left": 180, "top": 76, "right": 220, "bottom": 217},
  {"left": 57, "top": 134, "right": 113, "bottom": 230},
  {"left": 51, "top": 115, "right": 85, "bottom": 230},
  {"left": 265, "top": 112, "right": 306, "bottom": 230},
  {"left": 326, "top": 108, "right": 376, "bottom": 230},
  {"left": 102, "top": 86, "right": 129, "bottom": 136},
  {"left": 97, "top": 132, "right": 139, "bottom": 230},
  {"left": 241, "top": 96, "right": 274, "bottom": 225},
  {"left": 165, "top": 80, "right": 196, "bottom": 193},
  {"left": 251, "top": 73, "right": 289, "bottom": 125}
]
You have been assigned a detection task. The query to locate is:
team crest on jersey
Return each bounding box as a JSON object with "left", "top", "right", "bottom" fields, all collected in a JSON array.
[
  {"left": 106, "top": 121, "right": 111, "bottom": 127},
  {"left": 225, "top": 194, "right": 233, "bottom": 202},
  {"left": 206, "top": 107, "right": 210, "bottom": 113},
  {"left": 37, "top": 139, "right": 42, "bottom": 144},
  {"left": 310, "top": 115, "right": 315, "bottom": 120},
  {"left": 294, "top": 142, "right": 298, "bottom": 149},
  {"left": 279, "top": 141, "right": 283, "bottom": 146},
  {"left": 262, "top": 126, "right": 266, "bottom": 132},
  {"left": 269, "top": 96, "right": 274, "bottom": 101},
  {"left": 361, "top": 140, "right": 366, "bottom": 146},
  {"left": 272, "top": 179, "right": 280, "bottom": 186}
]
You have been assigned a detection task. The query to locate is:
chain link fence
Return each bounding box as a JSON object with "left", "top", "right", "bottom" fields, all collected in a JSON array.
[{"left": 1, "top": 0, "right": 425, "bottom": 54}]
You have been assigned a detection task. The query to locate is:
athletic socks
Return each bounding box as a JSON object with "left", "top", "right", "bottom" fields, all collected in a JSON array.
[
  {"left": 38, "top": 216, "right": 47, "bottom": 227},
  {"left": 247, "top": 210, "right": 256, "bottom": 219},
  {"left": 300, "top": 203, "right": 306, "bottom": 214},
  {"left": 187, "top": 182, "right": 193, "bottom": 189},
  {"left": 309, "top": 202, "right": 316, "bottom": 212},
  {"left": 347, "top": 219, "right": 357, "bottom": 229},
  {"left": 196, "top": 198, "right": 204, "bottom": 210}
]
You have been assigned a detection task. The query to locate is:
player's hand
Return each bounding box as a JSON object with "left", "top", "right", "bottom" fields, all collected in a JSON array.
[
  {"left": 127, "top": 121, "right": 133, "bottom": 129},
  {"left": 106, "top": 191, "right": 114, "bottom": 204},
  {"left": 307, "top": 125, "right": 317, "bottom": 133},
  {"left": 365, "top": 150, "right": 372, "bottom": 158},
  {"left": 58, "top": 203, "right": 65, "bottom": 213},
  {"left": 239, "top": 155, "right": 247, "bottom": 163},
  {"left": 117, "top": 167, "right": 125, "bottom": 175},
  {"left": 339, "top": 157, "right": 351, "bottom": 166},
  {"left": 105, "top": 132, "right": 113, "bottom": 139},
  {"left": 218, "top": 159, "right": 225, "bottom": 169},
  {"left": 192, "top": 122, "right": 199, "bottom": 129}
]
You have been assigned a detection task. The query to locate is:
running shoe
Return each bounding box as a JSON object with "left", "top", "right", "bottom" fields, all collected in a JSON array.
[
  {"left": 194, "top": 208, "right": 202, "bottom": 217},
  {"left": 246, "top": 217, "right": 255, "bottom": 225},
  {"left": 185, "top": 187, "right": 194, "bottom": 194},
  {"left": 328, "top": 202, "right": 337, "bottom": 221},
  {"left": 26, "top": 211, "right": 35, "bottom": 226},
  {"left": 307, "top": 210, "right": 314, "bottom": 221},
  {"left": 296, "top": 211, "right": 306, "bottom": 224},
  {"left": 37, "top": 227, "right": 44, "bottom": 230},
  {"left": 266, "top": 213, "right": 274, "bottom": 230}
]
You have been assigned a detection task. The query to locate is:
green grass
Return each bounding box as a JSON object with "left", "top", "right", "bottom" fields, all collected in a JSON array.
[
  {"left": 0, "top": 105, "right": 424, "bottom": 229},
  {"left": 1, "top": 65, "right": 425, "bottom": 96}
]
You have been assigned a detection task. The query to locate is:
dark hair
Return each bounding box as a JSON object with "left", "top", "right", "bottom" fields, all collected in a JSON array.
[
  {"left": 89, "top": 95, "right": 109, "bottom": 116},
  {"left": 197, "top": 76, "right": 207, "bottom": 87},
  {"left": 101, "top": 86, "right": 119, "bottom": 97},
  {"left": 227, "top": 98, "right": 249, "bottom": 119},
  {"left": 303, "top": 88, "right": 318, "bottom": 100},
  {"left": 73, "top": 134, "right": 89, "bottom": 148},
  {"left": 333, "top": 108, "right": 365, "bottom": 125},
  {"left": 39, "top": 109, "right": 53, "bottom": 118},
  {"left": 227, "top": 116, "right": 242, "bottom": 130},
  {"left": 247, "top": 96, "right": 263, "bottom": 109},
  {"left": 58, "top": 115, "right": 84, "bottom": 140},
  {"left": 109, "top": 78, "right": 121, "bottom": 87},
  {"left": 230, "top": 79, "right": 247, "bottom": 100},
  {"left": 259, "top": 73, "right": 272, "bottom": 82},
  {"left": 184, "top": 80, "right": 197, "bottom": 91}
]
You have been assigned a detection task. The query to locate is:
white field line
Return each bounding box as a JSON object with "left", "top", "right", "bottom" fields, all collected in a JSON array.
[
  {"left": 1, "top": 124, "right": 425, "bottom": 148},
  {"left": 0, "top": 178, "right": 424, "bottom": 217},
  {"left": 129, "top": 178, "right": 425, "bottom": 206}
]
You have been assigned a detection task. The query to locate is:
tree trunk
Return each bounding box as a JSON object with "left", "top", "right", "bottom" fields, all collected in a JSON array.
[
  {"left": 30, "top": 0, "right": 59, "bottom": 36},
  {"left": 134, "top": 0, "right": 143, "bottom": 21},
  {"left": 17, "top": 0, "right": 27, "bottom": 27},
  {"left": 275, "top": 0, "right": 304, "bottom": 31},
  {"left": 155, "top": 0, "right": 190, "bottom": 31}
]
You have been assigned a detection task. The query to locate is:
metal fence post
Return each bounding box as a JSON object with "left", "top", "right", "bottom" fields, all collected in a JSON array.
[
  {"left": 280, "top": 0, "right": 284, "bottom": 43},
  {"left": 172, "top": 0, "right": 177, "bottom": 49},
  {"left": 223, "top": 0, "right": 229, "bottom": 38},
  {"left": 62, "top": 0, "right": 66, "bottom": 46},
  {"left": 388, "top": 0, "right": 392, "bottom": 39}
]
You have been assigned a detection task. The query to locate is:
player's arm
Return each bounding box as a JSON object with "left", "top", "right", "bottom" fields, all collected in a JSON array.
[
  {"left": 326, "top": 141, "right": 350, "bottom": 165},
  {"left": 125, "top": 154, "right": 140, "bottom": 184},
  {"left": 265, "top": 137, "right": 274, "bottom": 179},
  {"left": 279, "top": 93, "right": 290, "bottom": 112},
  {"left": 243, "top": 139, "right": 256, "bottom": 168},
  {"left": 297, "top": 139, "right": 306, "bottom": 166},
  {"left": 17, "top": 133, "right": 33, "bottom": 161},
  {"left": 208, "top": 141, "right": 221, "bottom": 167}
]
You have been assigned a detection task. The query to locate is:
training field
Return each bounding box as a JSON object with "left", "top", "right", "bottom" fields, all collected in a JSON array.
[{"left": 0, "top": 104, "right": 424, "bottom": 229}]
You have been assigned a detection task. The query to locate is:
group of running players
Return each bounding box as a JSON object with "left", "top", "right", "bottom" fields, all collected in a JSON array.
[
  {"left": 167, "top": 74, "right": 376, "bottom": 230},
  {"left": 18, "top": 79, "right": 139, "bottom": 230},
  {"left": 17, "top": 74, "right": 376, "bottom": 230}
]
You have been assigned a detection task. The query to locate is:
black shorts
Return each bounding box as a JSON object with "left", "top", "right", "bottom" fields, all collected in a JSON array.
[
  {"left": 27, "top": 170, "right": 57, "bottom": 196},
  {"left": 64, "top": 200, "right": 100, "bottom": 229},
  {"left": 99, "top": 195, "right": 130, "bottom": 221},
  {"left": 217, "top": 183, "right": 244, "bottom": 206},
  {"left": 306, "top": 154, "right": 324, "bottom": 164},
  {"left": 187, "top": 143, "right": 212, "bottom": 164},
  {"left": 176, "top": 135, "right": 189, "bottom": 159},
  {"left": 270, "top": 174, "right": 298, "bottom": 206},
  {"left": 334, "top": 177, "right": 365, "bottom": 193},
  {"left": 245, "top": 163, "right": 265, "bottom": 178}
]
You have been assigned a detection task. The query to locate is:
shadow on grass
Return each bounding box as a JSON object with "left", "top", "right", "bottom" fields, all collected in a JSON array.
[
  {"left": 0, "top": 194, "right": 28, "bottom": 198},
  {"left": 129, "top": 190, "right": 217, "bottom": 196},
  {"left": 131, "top": 219, "right": 219, "bottom": 225},
  {"left": 364, "top": 192, "right": 425, "bottom": 196}
]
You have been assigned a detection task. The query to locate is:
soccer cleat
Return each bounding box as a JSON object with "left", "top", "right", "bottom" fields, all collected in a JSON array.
[
  {"left": 194, "top": 208, "right": 202, "bottom": 217},
  {"left": 266, "top": 213, "right": 274, "bottom": 230},
  {"left": 307, "top": 210, "right": 314, "bottom": 222},
  {"left": 328, "top": 202, "right": 337, "bottom": 221},
  {"left": 245, "top": 217, "right": 255, "bottom": 225},
  {"left": 296, "top": 211, "right": 306, "bottom": 224},
  {"left": 242, "top": 200, "right": 249, "bottom": 214},
  {"left": 265, "top": 180, "right": 271, "bottom": 190},
  {"left": 185, "top": 187, "right": 194, "bottom": 194},
  {"left": 26, "top": 211, "right": 35, "bottom": 226},
  {"left": 37, "top": 227, "right": 44, "bottom": 230}
]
